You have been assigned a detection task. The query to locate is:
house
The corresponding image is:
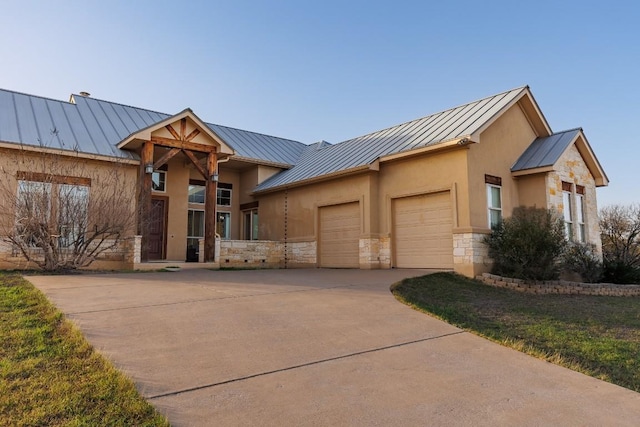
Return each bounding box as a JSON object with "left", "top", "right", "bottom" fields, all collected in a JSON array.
[{"left": 0, "top": 86, "right": 608, "bottom": 276}]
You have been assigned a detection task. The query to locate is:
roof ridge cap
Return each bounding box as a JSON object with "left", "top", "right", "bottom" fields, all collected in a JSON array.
[{"left": 0, "top": 88, "right": 74, "bottom": 105}]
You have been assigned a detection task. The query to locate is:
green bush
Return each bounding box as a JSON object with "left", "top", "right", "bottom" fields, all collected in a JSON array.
[
  {"left": 485, "top": 207, "right": 567, "bottom": 281},
  {"left": 562, "top": 242, "right": 603, "bottom": 283}
]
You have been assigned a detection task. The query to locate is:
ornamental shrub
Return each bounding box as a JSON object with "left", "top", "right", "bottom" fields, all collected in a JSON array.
[
  {"left": 485, "top": 207, "right": 567, "bottom": 281},
  {"left": 562, "top": 242, "right": 603, "bottom": 283}
]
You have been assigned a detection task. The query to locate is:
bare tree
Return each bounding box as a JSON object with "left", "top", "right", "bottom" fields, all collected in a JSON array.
[
  {"left": 599, "top": 204, "right": 640, "bottom": 283},
  {"left": 0, "top": 134, "right": 138, "bottom": 272}
]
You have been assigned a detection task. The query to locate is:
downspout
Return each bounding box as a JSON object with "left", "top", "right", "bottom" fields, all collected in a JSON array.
[{"left": 284, "top": 189, "right": 288, "bottom": 269}]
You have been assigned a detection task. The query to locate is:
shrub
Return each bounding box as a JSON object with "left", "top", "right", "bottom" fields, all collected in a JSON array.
[
  {"left": 600, "top": 204, "right": 640, "bottom": 284},
  {"left": 562, "top": 242, "right": 603, "bottom": 283},
  {"left": 485, "top": 207, "right": 567, "bottom": 281}
]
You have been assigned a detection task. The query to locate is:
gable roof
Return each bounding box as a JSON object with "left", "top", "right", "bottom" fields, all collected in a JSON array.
[
  {"left": 254, "top": 86, "right": 541, "bottom": 192},
  {"left": 0, "top": 88, "right": 307, "bottom": 165},
  {"left": 512, "top": 128, "right": 609, "bottom": 186}
]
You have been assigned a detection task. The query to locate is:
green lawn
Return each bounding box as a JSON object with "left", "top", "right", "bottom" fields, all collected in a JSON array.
[
  {"left": 0, "top": 273, "right": 169, "bottom": 427},
  {"left": 392, "top": 272, "right": 640, "bottom": 393}
]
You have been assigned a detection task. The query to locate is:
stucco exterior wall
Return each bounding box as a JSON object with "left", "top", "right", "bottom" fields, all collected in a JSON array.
[
  {"left": 467, "top": 103, "right": 539, "bottom": 229},
  {"left": 516, "top": 174, "right": 548, "bottom": 209}
]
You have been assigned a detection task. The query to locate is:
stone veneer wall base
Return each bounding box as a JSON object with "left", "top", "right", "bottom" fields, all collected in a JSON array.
[{"left": 477, "top": 273, "right": 640, "bottom": 297}]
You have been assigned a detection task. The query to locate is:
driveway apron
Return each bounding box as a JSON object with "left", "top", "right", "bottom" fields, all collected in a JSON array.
[{"left": 29, "top": 269, "right": 640, "bottom": 426}]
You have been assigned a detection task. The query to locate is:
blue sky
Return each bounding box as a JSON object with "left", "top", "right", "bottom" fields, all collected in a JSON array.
[{"left": 1, "top": 1, "right": 638, "bottom": 206}]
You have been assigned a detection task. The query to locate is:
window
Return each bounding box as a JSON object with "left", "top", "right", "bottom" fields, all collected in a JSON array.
[
  {"left": 58, "top": 184, "right": 89, "bottom": 248},
  {"left": 487, "top": 185, "right": 502, "bottom": 228},
  {"left": 188, "top": 184, "right": 205, "bottom": 204},
  {"left": 152, "top": 171, "right": 166, "bottom": 192},
  {"left": 16, "top": 180, "right": 52, "bottom": 246},
  {"left": 16, "top": 179, "right": 89, "bottom": 248},
  {"left": 187, "top": 209, "right": 205, "bottom": 259},
  {"left": 243, "top": 209, "right": 259, "bottom": 240},
  {"left": 217, "top": 212, "right": 231, "bottom": 239},
  {"left": 562, "top": 183, "right": 573, "bottom": 240},
  {"left": 576, "top": 186, "right": 586, "bottom": 242},
  {"left": 217, "top": 187, "right": 231, "bottom": 206}
]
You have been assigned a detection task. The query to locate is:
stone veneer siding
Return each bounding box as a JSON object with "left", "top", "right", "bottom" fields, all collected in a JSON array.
[
  {"left": 453, "top": 232, "right": 490, "bottom": 266},
  {"left": 219, "top": 240, "right": 316, "bottom": 268},
  {"left": 547, "top": 144, "right": 601, "bottom": 253},
  {"left": 478, "top": 273, "right": 640, "bottom": 297}
]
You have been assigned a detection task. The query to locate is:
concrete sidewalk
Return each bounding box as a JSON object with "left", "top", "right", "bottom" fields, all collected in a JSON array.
[{"left": 29, "top": 269, "right": 640, "bottom": 426}]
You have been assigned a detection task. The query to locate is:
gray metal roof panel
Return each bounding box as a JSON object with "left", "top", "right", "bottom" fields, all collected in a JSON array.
[
  {"left": 256, "top": 87, "right": 529, "bottom": 192},
  {"left": 207, "top": 123, "right": 307, "bottom": 165},
  {"left": 511, "top": 129, "right": 581, "bottom": 172},
  {"left": 0, "top": 88, "right": 305, "bottom": 164}
]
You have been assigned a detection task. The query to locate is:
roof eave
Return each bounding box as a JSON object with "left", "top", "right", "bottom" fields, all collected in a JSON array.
[
  {"left": 0, "top": 140, "right": 140, "bottom": 164},
  {"left": 252, "top": 164, "right": 374, "bottom": 195},
  {"left": 379, "top": 137, "right": 475, "bottom": 163}
]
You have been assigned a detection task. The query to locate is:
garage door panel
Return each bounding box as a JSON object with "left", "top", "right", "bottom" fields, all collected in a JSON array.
[
  {"left": 393, "top": 192, "right": 453, "bottom": 269},
  {"left": 319, "top": 202, "right": 360, "bottom": 268}
]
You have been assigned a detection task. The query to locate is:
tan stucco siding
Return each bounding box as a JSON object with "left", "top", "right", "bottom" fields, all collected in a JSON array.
[
  {"left": 547, "top": 144, "right": 601, "bottom": 251},
  {"left": 259, "top": 174, "right": 370, "bottom": 243},
  {"left": 378, "top": 149, "right": 469, "bottom": 234},
  {"left": 516, "top": 174, "right": 548, "bottom": 209},
  {"left": 468, "top": 104, "right": 538, "bottom": 229}
]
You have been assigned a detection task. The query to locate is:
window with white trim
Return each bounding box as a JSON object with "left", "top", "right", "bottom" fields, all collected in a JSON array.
[
  {"left": 576, "top": 186, "right": 586, "bottom": 242},
  {"left": 485, "top": 175, "right": 502, "bottom": 229},
  {"left": 16, "top": 180, "right": 52, "bottom": 247},
  {"left": 562, "top": 182, "right": 573, "bottom": 240}
]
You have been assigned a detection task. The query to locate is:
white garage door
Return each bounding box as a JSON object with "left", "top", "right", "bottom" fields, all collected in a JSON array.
[
  {"left": 393, "top": 192, "right": 453, "bottom": 269},
  {"left": 319, "top": 202, "right": 360, "bottom": 268}
]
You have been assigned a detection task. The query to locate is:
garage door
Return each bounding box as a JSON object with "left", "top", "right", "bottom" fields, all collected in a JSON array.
[
  {"left": 393, "top": 192, "right": 453, "bottom": 269},
  {"left": 319, "top": 202, "right": 360, "bottom": 268}
]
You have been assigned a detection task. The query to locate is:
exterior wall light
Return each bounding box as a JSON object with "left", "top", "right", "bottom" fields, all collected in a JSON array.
[
  {"left": 144, "top": 163, "right": 154, "bottom": 174},
  {"left": 211, "top": 172, "right": 219, "bottom": 182}
]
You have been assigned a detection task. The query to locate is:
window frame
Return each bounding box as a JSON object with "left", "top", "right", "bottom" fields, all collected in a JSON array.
[
  {"left": 57, "top": 184, "right": 90, "bottom": 248},
  {"left": 575, "top": 192, "right": 586, "bottom": 243},
  {"left": 216, "top": 211, "right": 231, "bottom": 240},
  {"left": 562, "top": 187, "right": 574, "bottom": 241},
  {"left": 243, "top": 209, "right": 259, "bottom": 240},
  {"left": 486, "top": 184, "right": 502, "bottom": 229},
  {"left": 188, "top": 184, "right": 205, "bottom": 204},
  {"left": 216, "top": 188, "right": 232, "bottom": 207},
  {"left": 152, "top": 170, "right": 166, "bottom": 193}
]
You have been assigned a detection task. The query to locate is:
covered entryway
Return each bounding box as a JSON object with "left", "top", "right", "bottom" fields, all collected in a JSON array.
[
  {"left": 319, "top": 202, "right": 360, "bottom": 268},
  {"left": 392, "top": 191, "right": 453, "bottom": 268}
]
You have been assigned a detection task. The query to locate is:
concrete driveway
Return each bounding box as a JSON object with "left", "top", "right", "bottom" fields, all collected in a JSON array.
[{"left": 29, "top": 269, "right": 639, "bottom": 426}]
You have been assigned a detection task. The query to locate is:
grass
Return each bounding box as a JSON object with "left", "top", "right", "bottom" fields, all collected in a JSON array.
[
  {"left": 0, "top": 273, "right": 169, "bottom": 426},
  {"left": 391, "top": 272, "right": 640, "bottom": 393}
]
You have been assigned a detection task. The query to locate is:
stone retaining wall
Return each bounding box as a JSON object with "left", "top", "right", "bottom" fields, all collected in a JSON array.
[{"left": 477, "top": 273, "right": 640, "bottom": 297}]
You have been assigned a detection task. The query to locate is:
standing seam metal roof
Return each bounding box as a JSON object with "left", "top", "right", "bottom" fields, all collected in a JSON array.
[
  {"left": 254, "top": 86, "right": 529, "bottom": 191},
  {"left": 511, "top": 128, "right": 582, "bottom": 172},
  {"left": 0, "top": 88, "right": 307, "bottom": 165}
]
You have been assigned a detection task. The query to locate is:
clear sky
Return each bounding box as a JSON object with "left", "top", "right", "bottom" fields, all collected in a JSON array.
[{"left": 1, "top": 0, "right": 638, "bottom": 206}]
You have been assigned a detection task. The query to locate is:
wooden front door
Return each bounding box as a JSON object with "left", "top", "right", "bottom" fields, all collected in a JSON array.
[{"left": 149, "top": 197, "right": 167, "bottom": 260}]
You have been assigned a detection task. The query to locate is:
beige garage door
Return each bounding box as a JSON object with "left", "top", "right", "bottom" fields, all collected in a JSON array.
[
  {"left": 393, "top": 192, "right": 453, "bottom": 269},
  {"left": 319, "top": 202, "right": 360, "bottom": 268}
]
